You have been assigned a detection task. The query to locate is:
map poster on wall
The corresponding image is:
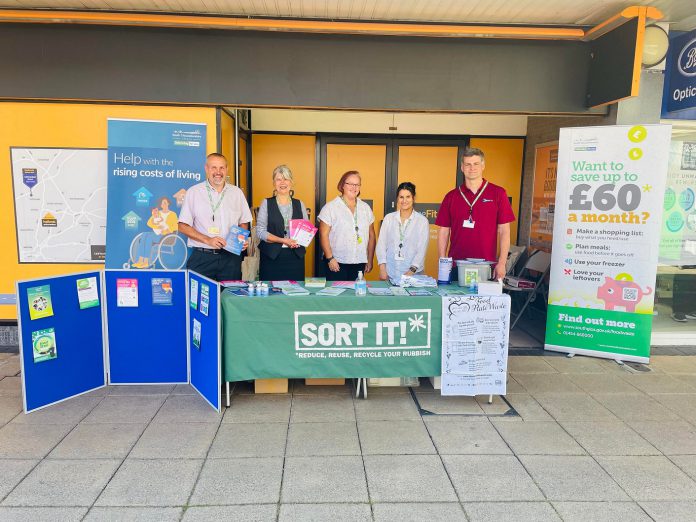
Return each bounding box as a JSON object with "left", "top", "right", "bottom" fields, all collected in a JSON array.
[
  {"left": 545, "top": 124, "right": 671, "bottom": 363},
  {"left": 441, "top": 295, "right": 510, "bottom": 396},
  {"left": 530, "top": 143, "right": 558, "bottom": 250},
  {"left": 105, "top": 119, "right": 206, "bottom": 270},
  {"left": 11, "top": 147, "right": 107, "bottom": 263}
]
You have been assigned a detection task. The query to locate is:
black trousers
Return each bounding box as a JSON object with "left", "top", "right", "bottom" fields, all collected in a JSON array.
[
  {"left": 186, "top": 249, "right": 242, "bottom": 282},
  {"left": 324, "top": 259, "right": 366, "bottom": 282}
]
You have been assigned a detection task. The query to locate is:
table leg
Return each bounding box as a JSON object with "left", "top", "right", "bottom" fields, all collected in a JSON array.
[{"left": 226, "top": 382, "right": 230, "bottom": 407}]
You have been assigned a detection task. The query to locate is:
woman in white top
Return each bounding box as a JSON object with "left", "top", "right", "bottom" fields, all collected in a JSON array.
[
  {"left": 318, "top": 171, "right": 376, "bottom": 281},
  {"left": 376, "top": 182, "right": 429, "bottom": 282}
]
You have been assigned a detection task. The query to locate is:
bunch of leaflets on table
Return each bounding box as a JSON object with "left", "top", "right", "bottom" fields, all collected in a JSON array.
[
  {"left": 281, "top": 286, "right": 310, "bottom": 296},
  {"left": 289, "top": 219, "right": 318, "bottom": 247},
  {"left": 304, "top": 277, "right": 326, "bottom": 288},
  {"left": 271, "top": 280, "right": 301, "bottom": 288},
  {"left": 220, "top": 280, "right": 247, "bottom": 288},
  {"left": 393, "top": 274, "right": 438, "bottom": 288},
  {"left": 223, "top": 226, "right": 250, "bottom": 255},
  {"left": 406, "top": 288, "right": 433, "bottom": 296},
  {"left": 316, "top": 287, "right": 346, "bottom": 296},
  {"left": 367, "top": 287, "right": 394, "bottom": 296}
]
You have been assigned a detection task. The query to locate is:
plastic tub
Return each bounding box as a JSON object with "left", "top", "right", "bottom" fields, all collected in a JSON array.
[{"left": 455, "top": 259, "right": 492, "bottom": 287}]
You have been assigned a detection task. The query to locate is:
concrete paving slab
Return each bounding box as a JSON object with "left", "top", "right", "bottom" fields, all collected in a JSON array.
[
  {"left": 411, "top": 393, "right": 484, "bottom": 416},
  {"left": 223, "top": 395, "right": 291, "bottom": 423},
  {"left": 209, "top": 422, "right": 286, "bottom": 458},
  {"left": 372, "top": 502, "right": 466, "bottom": 522},
  {"left": 282, "top": 456, "right": 368, "bottom": 503},
  {"left": 476, "top": 395, "right": 517, "bottom": 416},
  {"left": 0, "top": 377, "right": 22, "bottom": 396},
  {"left": 190, "top": 457, "right": 283, "bottom": 505},
  {"left": 552, "top": 501, "right": 651, "bottom": 521},
  {"left": 129, "top": 422, "right": 218, "bottom": 459},
  {"left": 507, "top": 357, "right": 557, "bottom": 373},
  {"left": 597, "top": 456, "right": 696, "bottom": 501},
  {"left": 3, "top": 459, "right": 120, "bottom": 507},
  {"left": 492, "top": 421, "right": 585, "bottom": 455},
  {"left": 0, "top": 507, "right": 88, "bottom": 521},
  {"left": 651, "top": 393, "right": 696, "bottom": 422},
  {"left": 639, "top": 501, "right": 696, "bottom": 521},
  {"left": 519, "top": 455, "right": 629, "bottom": 501},
  {"left": 628, "top": 420, "right": 696, "bottom": 455},
  {"left": 82, "top": 395, "right": 166, "bottom": 424},
  {"left": 501, "top": 394, "right": 553, "bottom": 421},
  {"left": 107, "top": 384, "right": 175, "bottom": 395},
  {"left": 358, "top": 420, "right": 435, "bottom": 455},
  {"left": 0, "top": 359, "right": 20, "bottom": 377},
  {"left": 151, "top": 395, "right": 222, "bottom": 424},
  {"left": 670, "top": 455, "right": 696, "bottom": 481},
  {"left": 83, "top": 506, "right": 182, "bottom": 521},
  {"left": 0, "top": 460, "right": 38, "bottom": 499},
  {"left": 463, "top": 501, "right": 561, "bottom": 521},
  {"left": 364, "top": 455, "right": 457, "bottom": 502},
  {"left": 592, "top": 394, "right": 681, "bottom": 422},
  {"left": 558, "top": 421, "right": 659, "bottom": 456},
  {"left": 182, "top": 505, "right": 277, "bottom": 521},
  {"left": 354, "top": 394, "right": 421, "bottom": 421},
  {"left": 290, "top": 395, "right": 356, "bottom": 423},
  {"left": 96, "top": 458, "right": 202, "bottom": 506},
  {"left": 425, "top": 419, "right": 511, "bottom": 455},
  {"left": 279, "top": 503, "right": 372, "bottom": 521},
  {"left": 543, "top": 355, "right": 609, "bottom": 374},
  {"left": 620, "top": 374, "right": 696, "bottom": 394},
  {"left": 285, "top": 421, "right": 360, "bottom": 456},
  {"left": 48, "top": 423, "right": 145, "bottom": 459},
  {"left": 10, "top": 396, "right": 101, "bottom": 425},
  {"left": 291, "top": 381, "right": 354, "bottom": 396},
  {"left": 511, "top": 373, "right": 585, "bottom": 395},
  {"left": 0, "top": 423, "right": 73, "bottom": 458},
  {"left": 0, "top": 396, "right": 22, "bottom": 425},
  {"left": 442, "top": 455, "right": 544, "bottom": 501},
  {"left": 566, "top": 373, "right": 641, "bottom": 394},
  {"left": 647, "top": 356, "right": 696, "bottom": 374},
  {"left": 533, "top": 394, "right": 618, "bottom": 421},
  {"left": 171, "top": 384, "right": 198, "bottom": 395}
]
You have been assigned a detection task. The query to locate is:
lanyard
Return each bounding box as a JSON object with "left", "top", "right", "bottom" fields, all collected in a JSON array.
[
  {"left": 398, "top": 215, "right": 413, "bottom": 251},
  {"left": 277, "top": 197, "right": 292, "bottom": 235},
  {"left": 341, "top": 197, "right": 361, "bottom": 242},
  {"left": 205, "top": 183, "right": 227, "bottom": 222},
  {"left": 458, "top": 180, "right": 488, "bottom": 222}
]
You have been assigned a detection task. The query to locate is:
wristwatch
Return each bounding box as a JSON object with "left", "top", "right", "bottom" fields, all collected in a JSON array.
[
  {"left": 326, "top": 256, "right": 334, "bottom": 262},
  {"left": 409, "top": 265, "right": 418, "bottom": 272}
]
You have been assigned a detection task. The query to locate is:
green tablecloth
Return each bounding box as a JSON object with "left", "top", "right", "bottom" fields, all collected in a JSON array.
[{"left": 221, "top": 282, "right": 443, "bottom": 381}]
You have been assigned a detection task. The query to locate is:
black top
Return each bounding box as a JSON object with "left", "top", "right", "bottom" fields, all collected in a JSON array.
[{"left": 258, "top": 197, "right": 306, "bottom": 260}]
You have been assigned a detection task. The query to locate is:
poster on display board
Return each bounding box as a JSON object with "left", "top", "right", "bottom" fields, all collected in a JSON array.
[
  {"left": 529, "top": 143, "right": 558, "bottom": 250},
  {"left": 441, "top": 295, "right": 510, "bottom": 396},
  {"left": 105, "top": 119, "right": 206, "bottom": 270},
  {"left": 545, "top": 125, "right": 671, "bottom": 362}
]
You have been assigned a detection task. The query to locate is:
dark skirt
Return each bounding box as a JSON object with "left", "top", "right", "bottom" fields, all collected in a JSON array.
[
  {"left": 260, "top": 248, "right": 305, "bottom": 281},
  {"left": 324, "top": 259, "right": 365, "bottom": 282}
]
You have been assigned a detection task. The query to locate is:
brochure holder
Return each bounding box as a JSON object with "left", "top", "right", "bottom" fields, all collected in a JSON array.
[
  {"left": 104, "top": 269, "right": 188, "bottom": 384},
  {"left": 187, "top": 271, "right": 222, "bottom": 412},
  {"left": 16, "top": 271, "right": 106, "bottom": 413}
]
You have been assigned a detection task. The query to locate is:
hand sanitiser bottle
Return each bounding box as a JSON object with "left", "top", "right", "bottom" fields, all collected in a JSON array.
[{"left": 355, "top": 271, "right": 367, "bottom": 296}]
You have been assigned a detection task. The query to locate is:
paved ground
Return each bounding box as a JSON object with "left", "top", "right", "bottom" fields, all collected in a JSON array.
[{"left": 2, "top": 351, "right": 696, "bottom": 521}]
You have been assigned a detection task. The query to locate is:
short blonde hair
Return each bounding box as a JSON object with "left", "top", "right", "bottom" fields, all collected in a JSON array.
[{"left": 272, "top": 165, "right": 294, "bottom": 183}]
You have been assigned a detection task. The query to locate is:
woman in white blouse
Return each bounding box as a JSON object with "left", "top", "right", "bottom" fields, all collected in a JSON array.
[
  {"left": 318, "top": 171, "right": 376, "bottom": 281},
  {"left": 376, "top": 182, "right": 429, "bottom": 282}
]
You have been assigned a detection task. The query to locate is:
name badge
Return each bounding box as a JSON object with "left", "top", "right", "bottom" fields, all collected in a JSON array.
[
  {"left": 462, "top": 220, "right": 475, "bottom": 229},
  {"left": 207, "top": 226, "right": 220, "bottom": 235}
]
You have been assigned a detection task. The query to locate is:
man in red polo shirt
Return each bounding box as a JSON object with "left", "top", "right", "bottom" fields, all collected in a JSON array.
[{"left": 436, "top": 147, "right": 516, "bottom": 281}]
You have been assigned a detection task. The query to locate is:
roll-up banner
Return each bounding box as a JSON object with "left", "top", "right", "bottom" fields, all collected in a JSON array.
[
  {"left": 105, "top": 119, "right": 207, "bottom": 270},
  {"left": 545, "top": 125, "right": 671, "bottom": 362}
]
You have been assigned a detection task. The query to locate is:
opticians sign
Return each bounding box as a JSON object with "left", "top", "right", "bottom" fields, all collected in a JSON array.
[{"left": 665, "top": 29, "right": 696, "bottom": 113}]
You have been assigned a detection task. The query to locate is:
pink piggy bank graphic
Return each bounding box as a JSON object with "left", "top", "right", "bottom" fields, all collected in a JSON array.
[{"left": 596, "top": 276, "right": 652, "bottom": 313}]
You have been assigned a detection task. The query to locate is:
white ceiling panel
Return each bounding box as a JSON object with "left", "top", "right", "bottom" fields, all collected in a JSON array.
[{"left": 0, "top": 0, "right": 693, "bottom": 29}]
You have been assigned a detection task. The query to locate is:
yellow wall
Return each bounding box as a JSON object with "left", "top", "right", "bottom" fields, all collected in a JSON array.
[
  {"left": 238, "top": 135, "right": 249, "bottom": 199},
  {"left": 0, "top": 102, "right": 218, "bottom": 319},
  {"left": 251, "top": 134, "right": 316, "bottom": 276},
  {"left": 219, "top": 110, "right": 237, "bottom": 185},
  {"left": 469, "top": 138, "right": 524, "bottom": 243}
]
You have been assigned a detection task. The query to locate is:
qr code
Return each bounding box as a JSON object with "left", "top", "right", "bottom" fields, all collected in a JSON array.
[{"left": 623, "top": 287, "right": 638, "bottom": 301}]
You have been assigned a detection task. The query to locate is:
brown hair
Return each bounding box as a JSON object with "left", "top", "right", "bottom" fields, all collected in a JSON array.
[
  {"left": 337, "top": 171, "right": 361, "bottom": 195},
  {"left": 206, "top": 152, "right": 227, "bottom": 164}
]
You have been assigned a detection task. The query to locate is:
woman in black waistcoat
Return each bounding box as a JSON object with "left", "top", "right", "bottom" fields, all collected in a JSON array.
[{"left": 256, "top": 165, "right": 308, "bottom": 281}]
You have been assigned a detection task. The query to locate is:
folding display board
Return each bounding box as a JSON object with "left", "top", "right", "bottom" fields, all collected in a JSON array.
[
  {"left": 104, "top": 269, "right": 188, "bottom": 384},
  {"left": 187, "top": 271, "right": 221, "bottom": 412},
  {"left": 16, "top": 271, "right": 106, "bottom": 413}
]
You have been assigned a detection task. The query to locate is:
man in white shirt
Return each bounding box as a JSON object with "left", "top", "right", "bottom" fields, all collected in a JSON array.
[{"left": 178, "top": 153, "right": 252, "bottom": 281}]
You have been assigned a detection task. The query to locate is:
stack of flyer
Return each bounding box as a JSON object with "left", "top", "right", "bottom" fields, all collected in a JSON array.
[
  {"left": 394, "top": 274, "right": 438, "bottom": 288},
  {"left": 503, "top": 276, "right": 535, "bottom": 289},
  {"left": 289, "top": 219, "right": 318, "bottom": 247},
  {"left": 304, "top": 277, "right": 326, "bottom": 288}
]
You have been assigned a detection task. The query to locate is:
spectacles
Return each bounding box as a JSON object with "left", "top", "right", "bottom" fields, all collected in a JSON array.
[{"left": 344, "top": 182, "right": 361, "bottom": 187}]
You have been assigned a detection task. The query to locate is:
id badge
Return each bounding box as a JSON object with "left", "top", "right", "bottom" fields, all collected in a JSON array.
[
  {"left": 395, "top": 252, "right": 405, "bottom": 261},
  {"left": 207, "top": 226, "right": 220, "bottom": 235},
  {"left": 462, "top": 220, "right": 475, "bottom": 229}
]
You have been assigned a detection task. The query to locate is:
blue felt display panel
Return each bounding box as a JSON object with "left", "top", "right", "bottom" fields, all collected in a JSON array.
[
  {"left": 188, "top": 271, "right": 221, "bottom": 411},
  {"left": 105, "top": 270, "right": 187, "bottom": 384},
  {"left": 17, "top": 272, "right": 106, "bottom": 413}
]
